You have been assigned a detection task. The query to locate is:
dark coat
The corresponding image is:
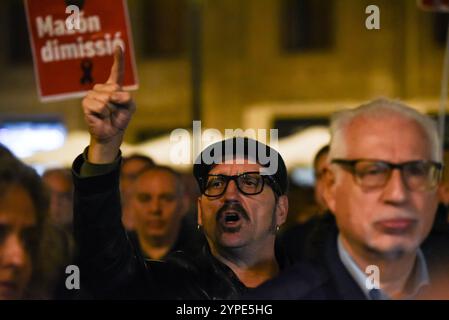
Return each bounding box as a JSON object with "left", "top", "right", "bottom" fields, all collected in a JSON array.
[
  {"left": 126, "top": 217, "right": 205, "bottom": 261},
  {"left": 247, "top": 217, "right": 449, "bottom": 300},
  {"left": 245, "top": 229, "right": 367, "bottom": 300}
]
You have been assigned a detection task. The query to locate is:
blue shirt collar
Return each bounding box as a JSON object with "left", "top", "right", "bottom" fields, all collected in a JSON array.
[{"left": 337, "top": 235, "right": 430, "bottom": 300}]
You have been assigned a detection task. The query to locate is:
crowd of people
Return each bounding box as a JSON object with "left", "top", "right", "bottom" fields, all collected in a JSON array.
[{"left": 1, "top": 47, "right": 448, "bottom": 299}]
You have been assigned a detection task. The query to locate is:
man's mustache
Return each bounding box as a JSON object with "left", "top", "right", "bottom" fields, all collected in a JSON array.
[{"left": 216, "top": 202, "right": 250, "bottom": 222}]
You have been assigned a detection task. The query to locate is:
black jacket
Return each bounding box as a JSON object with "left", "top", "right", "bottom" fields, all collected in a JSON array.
[
  {"left": 279, "top": 212, "right": 336, "bottom": 264},
  {"left": 245, "top": 228, "right": 367, "bottom": 300},
  {"left": 72, "top": 154, "right": 288, "bottom": 299},
  {"left": 126, "top": 217, "right": 205, "bottom": 261}
]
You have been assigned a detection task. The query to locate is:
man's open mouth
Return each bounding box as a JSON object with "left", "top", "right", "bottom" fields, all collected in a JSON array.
[
  {"left": 218, "top": 210, "right": 245, "bottom": 229},
  {"left": 224, "top": 212, "right": 240, "bottom": 222},
  {"left": 216, "top": 202, "right": 249, "bottom": 231}
]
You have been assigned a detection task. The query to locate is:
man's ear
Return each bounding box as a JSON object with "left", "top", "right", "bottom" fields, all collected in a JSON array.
[
  {"left": 323, "top": 169, "right": 337, "bottom": 214},
  {"left": 275, "top": 195, "right": 289, "bottom": 227},
  {"left": 197, "top": 197, "right": 203, "bottom": 226}
]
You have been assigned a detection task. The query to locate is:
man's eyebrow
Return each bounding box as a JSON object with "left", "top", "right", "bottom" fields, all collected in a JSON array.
[
  {"left": 160, "top": 192, "right": 176, "bottom": 196},
  {"left": 0, "top": 222, "right": 37, "bottom": 233},
  {"left": 22, "top": 224, "right": 38, "bottom": 231}
]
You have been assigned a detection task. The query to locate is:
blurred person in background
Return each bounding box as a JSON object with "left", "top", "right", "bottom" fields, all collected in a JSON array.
[
  {"left": 433, "top": 149, "right": 449, "bottom": 232},
  {"left": 280, "top": 144, "right": 337, "bottom": 263},
  {"left": 128, "top": 166, "right": 204, "bottom": 260},
  {"left": 421, "top": 148, "right": 449, "bottom": 297},
  {"left": 313, "top": 145, "right": 331, "bottom": 214},
  {"left": 41, "top": 168, "right": 76, "bottom": 298},
  {"left": 120, "top": 154, "right": 155, "bottom": 230},
  {"left": 42, "top": 168, "right": 73, "bottom": 230}
]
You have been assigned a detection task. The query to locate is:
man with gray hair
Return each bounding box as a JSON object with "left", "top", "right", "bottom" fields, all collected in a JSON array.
[{"left": 247, "top": 98, "right": 447, "bottom": 299}]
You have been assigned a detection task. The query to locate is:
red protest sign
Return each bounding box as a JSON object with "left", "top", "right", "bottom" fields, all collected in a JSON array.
[
  {"left": 24, "top": 0, "right": 138, "bottom": 102},
  {"left": 417, "top": 0, "right": 449, "bottom": 12}
]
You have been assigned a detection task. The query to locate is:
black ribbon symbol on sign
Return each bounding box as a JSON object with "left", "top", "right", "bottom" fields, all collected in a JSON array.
[{"left": 80, "top": 59, "right": 93, "bottom": 85}]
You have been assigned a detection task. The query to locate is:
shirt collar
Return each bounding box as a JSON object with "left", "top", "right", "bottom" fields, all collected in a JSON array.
[{"left": 337, "top": 235, "right": 430, "bottom": 300}]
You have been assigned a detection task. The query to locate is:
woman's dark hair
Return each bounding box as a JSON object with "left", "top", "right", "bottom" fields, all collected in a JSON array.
[
  {"left": 0, "top": 145, "right": 48, "bottom": 234},
  {"left": 0, "top": 144, "right": 50, "bottom": 298}
]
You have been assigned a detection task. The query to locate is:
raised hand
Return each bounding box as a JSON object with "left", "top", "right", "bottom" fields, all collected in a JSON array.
[{"left": 81, "top": 46, "right": 136, "bottom": 163}]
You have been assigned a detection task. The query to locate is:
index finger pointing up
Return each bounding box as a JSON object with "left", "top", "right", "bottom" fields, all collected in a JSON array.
[{"left": 107, "top": 45, "right": 124, "bottom": 86}]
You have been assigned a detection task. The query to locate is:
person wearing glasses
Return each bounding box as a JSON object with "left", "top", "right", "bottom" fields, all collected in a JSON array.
[
  {"left": 247, "top": 98, "right": 446, "bottom": 300},
  {"left": 71, "top": 47, "right": 290, "bottom": 299}
]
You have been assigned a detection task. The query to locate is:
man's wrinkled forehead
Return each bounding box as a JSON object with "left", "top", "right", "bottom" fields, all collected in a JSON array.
[
  {"left": 343, "top": 115, "right": 432, "bottom": 160},
  {"left": 208, "top": 158, "right": 263, "bottom": 175},
  {"left": 198, "top": 141, "right": 279, "bottom": 175}
]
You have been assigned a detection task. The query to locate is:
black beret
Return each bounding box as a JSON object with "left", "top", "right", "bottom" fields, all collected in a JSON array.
[{"left": 193, "top": 137, "right": 288, "bottom": 196}]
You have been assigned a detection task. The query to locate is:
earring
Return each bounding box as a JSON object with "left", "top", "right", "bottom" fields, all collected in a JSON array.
[
  {"left": 275, "top": 225, "right": 280, "bottom": 232},
  {"left": 197, "top": 224, "right": 202, "bottom": 230}
]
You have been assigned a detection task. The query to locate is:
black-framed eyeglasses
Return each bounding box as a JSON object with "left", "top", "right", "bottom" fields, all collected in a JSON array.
[
  {"left": 331, "top": 159, "right": 443, "bottom": 191},
  {"left": 202, "top": 171, "right": 280, "bottom": 197}
]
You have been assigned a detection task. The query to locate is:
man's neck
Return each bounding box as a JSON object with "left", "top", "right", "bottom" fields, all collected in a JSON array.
[
  {"left": 210, "top": 239, "right": 279, "bottom": 288},
  {"left": 340, "top": 236, "right": 417, "bottom": 299},
  {"left": 138, "top": 231, "right": 178, "bottom": 260}
]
